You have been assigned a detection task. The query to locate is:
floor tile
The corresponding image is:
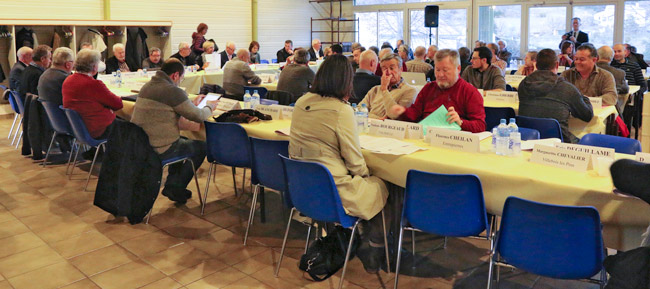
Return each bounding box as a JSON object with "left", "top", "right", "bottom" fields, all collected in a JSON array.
[
  {"left": 7, "top": 261, "right": 84, "bottom": 289},
  {"left": 0, "top": 219, "right": 30, "bottom": 240},
  {"left": 69, "top": 244, "right": 139, "bottom": 276},
  {"left": 141, "top": 243, "right": 211, "bottom": 275},
  {"left": 119, "top": 230, "right": 185, "bottom": 257},
  {"left": 58, "top": 278, "right": 101, "bottom": 289},
  {"left": 89, "top": 260, "right": 166, "bottom": 289},
  {"left": 222, "top": 276, "right": 274, "bottom": 289},
  {"left": 0, "top": 232, "right": 48, "bottom": 259},
  {"left": 169, "top": 257, "right": 229, "bottom": 285},
  {"left": 139, "top": 277, "right": 184, "bottom": 289},
  {"left": 0, "top": 245, "right": 65, "bottom": 278},
  {"left": 50, "top": 230, "right": 114, "bottom": 259},
  {"left": 185, "top": 267, "right": 247, "bottom": 289}
]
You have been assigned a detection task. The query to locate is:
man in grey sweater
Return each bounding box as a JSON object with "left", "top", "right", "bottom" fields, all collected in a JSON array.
[
  {"left": 131, "top": 58, "right": 218, "bottom": 203},
  {"left": 223, "top": 49, "right": 261, "bottom": 100},
  {"left": 461, "top": 46, "right": 506, "bottom": 91},
  {"left": 277, "top": 48, "right": 314, "bottom": 99},
  {"left": 518, "top": 49, "right": 593, "bottom": 143},
  {"left": 38, "top": 47, "right": 74, "bottom": 106}
]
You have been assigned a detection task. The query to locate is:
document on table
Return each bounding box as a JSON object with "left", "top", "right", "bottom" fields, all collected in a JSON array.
[
  {"left": 419, "top": 105, "right": 461, "bottom": 135},
  {"left": 359, "top": 135, "right": 427, "bottom": 155},
  {"left": 521, "top": 138, "right": 562, "bottom": 150},
  {"left": 203, "top": 53, "right": 221, "bottom": 71},
  {"left": 275, "top": 127, "right": 291, "bottom": 136},
  {"left": 197, "top": 93, "right": 221, "bottom": 109}
]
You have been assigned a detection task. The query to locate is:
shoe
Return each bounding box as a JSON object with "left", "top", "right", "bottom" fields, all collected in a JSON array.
[
  {"left": 356, "top": 241, "right": 384, "bottom": 274},
  {"left": 161, "top": 187, "right": 191, "bottom": 205}
]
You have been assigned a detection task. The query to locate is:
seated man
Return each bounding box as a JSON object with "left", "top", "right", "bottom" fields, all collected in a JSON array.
[
  {"left": 141, "top": 47, "right": 163, "bottom": 70},
  {"left": 63, "top": 49, "right": 123, "bottom": 140},
  {"left": 38, "top": 47, "right": 74, "bottom": 106},
  {"left": 388, "top": 49, "right": 486, "bottom": 133},
  {"left": 360, "top": 53, "right": 415, "bottom": 119},
  {"left": 277, "top": 48, "right": 315, "bottom": 99},
  {"left": 352, "top": 50, "right": 381, "bottom": 104},
  {"left": 458, "top": 47, "right": 471, "bottom": 75},
  {"left": 20, "top": 45, "right": 51, "bottom": 101},
  {"left": 406, "top": 46, "right": 433, "bottom": 74},
  {"left": 425, "top": 45, "right": 438, "bottom": 66},
  {"left": 131, "top": 58, "right": 218, "bottom": 204},
  {"left": 308, "top": 39, "right": 324, "bottom": 61},
  {"left": 219, "top": 41, "right": 236, "bottom": 68},
  {"left": 561, "top": 43, "right": 617, "bottom": 106},
  {"left": 351, "top": 46, "right": 364, "bottom": 70},
  {"left": 222, "top": 49, "right": 262, "bottom": 100},
  {"left": 625, "top": 44, "right": 648, "bottom": 70},
  {"left": 9, "top": 46, "right": 32, "bottom": 94},
  {"left": 276, "top": 40, "right": 293, "bottom": 63},
  {"left": 487, "top": 43, "right": 506, "bottom": 74},
  {"left": 20, "top": 45, "right": 52, "bottom": 158},
  {"left": 519, "top": 49, "right": 593, "bottom": 144},
  {"left": 596, "top": 46, "right": 629, "bottom": 112},
  {"left": 497, "top": 40, "right": 512, "bottom": 63},
  {"left": 106, "top": 43, "right": 138, "bottom": 74},
  {"left": 170, "top": 42, "right": 198, "bottom": 69},
  {"left": 515, "top": 51, "right": 538, "bottom": 76},
  {"left": 461, "top": 46, "right": 506, "bottom": 91},
  {"left": 612, "top": 44, "right": 647, "bottom": 94}
]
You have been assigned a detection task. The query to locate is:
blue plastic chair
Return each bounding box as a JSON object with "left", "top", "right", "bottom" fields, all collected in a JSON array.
[
  {"left": 260, "top": 59, "right": 269, "bottom": 64},
  {"left": 518, "top": 127, "right": 540, "bottom": 141},
  {"left": 579, "top": 133, "right": 642, "bottom": 155},
  {"left": 515, "top": 115, "right": 563, "bottom": 142},
  {"left": 485, "top": 107, "right": 515, "bottom": 132},
  {"left": 488, "top": 196, "right": 606, "bottom": 288},
  {"left": 259, "top": 99, "right": 278, "bottom": 105},
  {"left": 243, "top": 138, "right": 289, "bottom": 245},
  {"left": 38, "top": 99, "right": 76, "bottom": 170},
  {"left": 10, "top": 91, "right": 25, "bottom": 147},
  {"left": 278, "top": 156, "right": 390, "bottom": 288},
  {"left": 394, "top": 170, "right": 491, "bottom": 289},
  {"left": 271, "top": 58, "right": 278, "bottom": 64},
  {"left": 203, "top": 122, "right": 252, "bottom": 215},
  {"left": 62, "top": 107, "right": 108, "bottom": 191},
  {"left": 243, "top": 86, "right": 268, "bottom": 99},
  {"left": 5, "top": 90, "right": 20, "bottom": 141}
]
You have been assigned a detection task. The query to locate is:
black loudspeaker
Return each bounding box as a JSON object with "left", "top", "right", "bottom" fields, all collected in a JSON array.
[{"left": 424, "top": 5, "right": 439, "bottom": 28}]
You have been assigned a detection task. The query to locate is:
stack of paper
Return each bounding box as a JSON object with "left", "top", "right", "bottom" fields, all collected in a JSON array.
[
  {"left": 419, "top": 105, "right": 461, "bottom": 135},
  {"left": 359, "top": 135, "right": 427, "bottom": 155}
]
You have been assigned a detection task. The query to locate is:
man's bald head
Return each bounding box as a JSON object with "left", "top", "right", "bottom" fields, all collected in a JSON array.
[
  {"left": 359, "top": 50, "right": 378, "bottom": 73},
  {"left": 236, "top": 48, "right": 250, "bottom": 62},
  {"left": 613, "top": 44, "right": 627, "bottom": 62}
]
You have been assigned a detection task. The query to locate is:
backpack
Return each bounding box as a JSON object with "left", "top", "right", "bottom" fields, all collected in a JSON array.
[{"left": 298, "top": 226, "right": 358, "bottom": 281}]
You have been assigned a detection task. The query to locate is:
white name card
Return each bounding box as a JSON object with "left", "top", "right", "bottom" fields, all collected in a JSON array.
[
  {"left": 484, "top": 91, "right": 519, "bottom": 103},
  {"left": 279, "top": 105, "right": 294, "bottom": 119},
  {"left": 505, "top": 75, "right": 526, "bottom": 82},
  {"left": 368, "top": 120, "right": 407, "bottom": 139},
  {"left": 555, "top": 142, "right": 614, "bottom": 169},
  {"left": 558, "top": 66, "right": 566, "bottom": 73},
  {"left": 530, "top": 144, "right": 590, "bottom": 172},
  {"left": 428, "top": 127, "right": 480, "bottom": 153},
  {"left": 216, "top": 98, "right": 240, "bottom": 111},
  {"left": 383, "top": 119, "right": 423, "bottom": 139},
  {"left": 589, "top": 97, "right": 603, "bottom": 109},
  {"left": 255, "top": 104, "right": 281, "bottom": 120},
  {"left": 121, "top": 72, "right": 140, "bottom": 79},
  {"left": 635, "top": 152, "right": 650, "bottom": 163}
]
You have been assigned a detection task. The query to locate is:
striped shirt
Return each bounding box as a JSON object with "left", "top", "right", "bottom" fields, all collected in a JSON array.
[{"left": 610, "top": 58, "right": 648, "bottom": 93}]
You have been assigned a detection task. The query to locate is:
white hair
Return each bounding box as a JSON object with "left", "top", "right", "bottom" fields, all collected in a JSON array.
[
  {"left": 178, "top": 42, "right": 190, "bottom": 50},
  {"left": 312, "top": 39, "right": 321, "bottom": 46},
  {"left": 226, "top": 41, "right": 235, "bottom": 49},
  {"left": 17, "top": 46, "right": 32, "bottom": 59},
  {"left": 52, "top": 47, "right": 74, "bottom": 66},
  {"left": 112, "top": 43, "right": 125, "bottom": 52}
]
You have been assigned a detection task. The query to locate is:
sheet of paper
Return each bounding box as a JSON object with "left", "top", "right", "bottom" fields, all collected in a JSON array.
[
  {"left": 204, "top": 53, "right": 221, "bottom": 71},
  {"left": 419, "top": 105, "right": 461, "bottom": 135},
  {"left": 520, "top": 138, "right": 562, "bottom": 150},
  {"left": 197, "top": 93, "right": 221, "bottom": 109},
  {"left": 275, "top": 127, "right": 291, "bottom": 136},
  {"left": 358, "top": 135, "right": 427, "bottom": 155}
]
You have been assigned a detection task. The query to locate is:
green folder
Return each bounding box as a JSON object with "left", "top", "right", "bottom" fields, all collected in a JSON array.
[{"left": 419, "top": 105, "right": 461, "bottom": 135}]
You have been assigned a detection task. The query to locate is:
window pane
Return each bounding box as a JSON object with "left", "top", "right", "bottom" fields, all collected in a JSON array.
[
  {"left": 479, "top": 5, "right": 521, "bottom": 58},
  {"left": 356, "top": 12, "right": 378, "bottom": 48},
  {"left": 355, "top": 0, "right": 403, "bottom": 5},
  {"left": 410, "top": 9, "right": 467, "bottom": 49},
  {"left": 573, "top": 5, "right": 615, "bottom": 48},
  {"left": 624, "top": 1, "right": 650, "bottom": 55},
  {"left": 410, "top": 10, "right": 429, "bottom": 48},
  {"left": 378, "top": 11, "right": 404, "bottom": 49},
  {"left": 528, "top": 6, "right": 566, "bottom": 51}
]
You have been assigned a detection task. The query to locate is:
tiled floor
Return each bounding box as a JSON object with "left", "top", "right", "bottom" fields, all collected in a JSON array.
[{"left": 0, "top": 116, "right": 603, "bottom": 289}]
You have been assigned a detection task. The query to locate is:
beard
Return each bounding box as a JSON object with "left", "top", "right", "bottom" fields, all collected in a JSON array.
[{"left": 437, "top": 79, "right": 456, "bottom": 89}]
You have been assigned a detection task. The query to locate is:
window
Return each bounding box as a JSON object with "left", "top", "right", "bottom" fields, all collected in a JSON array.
[
  {"left": 573, "top": 5, "right": 615, "bottom": 48},
  {"left": 478, "top": 5, "right": 521, "bottom": 58},
  {"left": 528, "top": 6, "right": 566, "bottom": 51},
  {"left": 410, "top": 9, "right": 467, "bottom": 49},
  {"left": 355, "top": 0, "right": 403, "bottom": 6},
  {"left": 624, "top": 1, "right": 650, "bottom": 55},
  {"left": 357, "top": 12, "right": 378, "bottom": 48},
  {"left": 356, "top": 11, "right": 403, "bottom": 48}
]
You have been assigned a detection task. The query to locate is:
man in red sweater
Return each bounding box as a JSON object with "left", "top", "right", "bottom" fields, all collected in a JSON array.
[
  {"left": 63, "top": 49, "right": 123, "bottom": 140},
  {"left": 388, "top": 49, "right": 486, "bottom": 133}
]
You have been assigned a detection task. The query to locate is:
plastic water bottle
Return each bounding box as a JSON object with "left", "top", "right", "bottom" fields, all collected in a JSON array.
[
  {"left": 351, "top": 103, "right": 357, "bottom": 112},
  {"left": 510, "top": 132, "right": 521, "bottom": 157},
  {"left": 243, "top": 90, "right": 251, "bottom": 109},
  {"left": 111, "top": 72, "right": 117, "bottom": 86},
  {"left": 251, "top": 90, "right": 261, "bottom": 109},
  {"left": 507, "top": 118, "right": 518, "bottom": 154},
  {"left": 359, "top": 103, "right": 369, "bottom": 133},
  {"left": 491, "top": 127, "right": 498, "bottom": 152},
  {"left": 115, "top": 69, "right": 122, "bottom": 87},
  {"left": 496, "top": 119, "right": 509, "bottom": 156}
]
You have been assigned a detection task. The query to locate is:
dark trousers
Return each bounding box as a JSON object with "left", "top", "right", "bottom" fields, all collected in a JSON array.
[{"left": 159, "top": 137, "right": 206, "bottom": 190}]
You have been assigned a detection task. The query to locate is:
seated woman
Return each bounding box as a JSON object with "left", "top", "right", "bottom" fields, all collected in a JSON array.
[
  {"left": 249, "top": 41, "right": 261, "bottom": 64},
  {"left": 62, "top": 49, "right": 123, "bottom": 140},
  {"left": 515, "top": 51, "right": 538, "bottom": 76},
  {"left": 289, "top": 54, "right": 389, "bottom": 274},
  {"left": 197, "top": 41, "right": 217, "bottom": 70},
  {"left": 558, "top": 40, "right": 574, "bottom": 68}
]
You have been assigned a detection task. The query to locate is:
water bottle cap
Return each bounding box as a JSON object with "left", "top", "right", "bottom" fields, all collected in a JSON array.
[
  {"left": 509, "top": 118, "right": 516, "bottom": 123},
  {"left": 351, "top": 103, "right": 357, "bottom": 107},
  {"left": 500, "top": 119, "right": 506, "bottom": 124},
  {"left": 361, "top": 103, "right": 367, "bottom": 108},
  {"left": 254, "top": 90, "right": 258, "bottom": 93},
  {"left": 245, "top": 90, "right": 250, "bottom": 94}
]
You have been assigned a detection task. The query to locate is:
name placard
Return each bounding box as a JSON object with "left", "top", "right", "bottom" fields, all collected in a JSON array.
[
  {"left": 530, "top": 144, "right": 590, "bottom": 172},
  {"left": 484, "top": 91, "right": 519, "bottom": 103},
  {"left": 216, "top": 98, "right": 240, "bottom": 111},
  {"left": 477, "top": 89, "right": 485, "bottom": 96},
  {"left": 635, "top": 152, "right": 650, "bottom": 163},
  {"left": 428, "top": 127, "right": 480, "bottom": 153},
  {"left": 383, "top": 119, "right": 423, "bottom": 139},
  {"left": 505, "top": 75, "right": 526, "bottom": 82},
  {"left": 279, "top": 105, "right": 293, "bottom": 119},
  {"left": 589, "top": 97, "right": 603, "bottom": 109},
  {"left": 368, "top": 120, "right": 407, "bottom": 139},
  {"left": 557, "top": 66, "right": 566, "bottom": 73},
  {"left": 555, "top": 142, "right": 614, "bottom": 169},
  {"left": 255, "top": 104, "right": 281, "bottom": 120}
]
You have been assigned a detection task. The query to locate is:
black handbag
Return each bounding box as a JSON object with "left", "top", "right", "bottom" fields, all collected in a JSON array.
[{"left": 298, "top": 226, "right": 358, "bottom": 281}]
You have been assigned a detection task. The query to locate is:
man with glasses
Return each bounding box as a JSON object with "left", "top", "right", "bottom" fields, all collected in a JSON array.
[
  {"left": 170, "top": 42, "right": 199, "bottom": 70},
  {"left": 142, "top": 47, "right": 163, "bottom": 70},
  {"left": 38, "top": 47, "right": 74, "bottom": 106},
  {"left": 106, "top": 43, "right": 139, "bottom": 74},
  {"left": 461, "top": 46, "right": 506, "bottom": 91}
]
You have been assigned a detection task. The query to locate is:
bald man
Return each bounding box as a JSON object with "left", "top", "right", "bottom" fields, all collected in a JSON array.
[
  {"left": 223, "top": 49, "right": 261, "bottom": 99},
  {"left": 406, "top": 46, "right": 433, "bottom": 73},
  {"left": 9, "top": 46, "right": 32, "bottom": 94},
  {"left": 353, "top": 50, "right": 381, "bottom": 104}
]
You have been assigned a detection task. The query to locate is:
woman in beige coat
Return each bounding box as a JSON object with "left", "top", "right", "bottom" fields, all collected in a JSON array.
[{"left": 289, "top": 54, "right": 389, "bottom": 273}]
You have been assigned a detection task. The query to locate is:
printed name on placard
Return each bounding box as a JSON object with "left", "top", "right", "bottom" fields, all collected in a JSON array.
[
  {"left": 635, "top": 152, "right": 650, "bottom": 163},
  {"left": 530, "top": 144, "right": 590, "bottom": 172},
  {"left": 279, "top": 105, "right": 293, "bottom": 119},
  {"left": 589, "top": 97, "right": 603, "bottom": 109},
  {"left": 428, "top": 127, "right": 480, "bottom": 153},
  {"left": 484, "top": 91, "right": 519, "bottom": 103},
  {"left": 383, "top": 119, "right": 423, "bottom": 139},
  {"left": 255, "top": 104, "right": 282, "bottom": 120},
  {"left": 216, "top": 98, "right": 240, "bottom": 111},
  {"left": 368, "top": 119, "right": 406, "bottom": 139},
  {"left": 505, "top": 75, "right": 526, "bottom": 82},
  {"left": 555, "top": 142, "right": 614, "bottom": 169}
]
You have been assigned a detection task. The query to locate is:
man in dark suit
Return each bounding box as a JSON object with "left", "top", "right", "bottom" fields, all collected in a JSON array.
[
  {"left": 308, "top": 39, "right": 324, "bottom": 61},
  {"left": 625, "top": 44, "right": 648, "bottom": 70},
  {"left": 277, "top": 40, "right": 293, "bottom": 63},
  {"left": 352, "top": 50, "right": 381, "bottom": 104},
  {"left": 219, "top": 41, "right": 236, "bottom": 68},
  {"left": 561, "top": 17, "right": 589, "bottom": 48},
  {"left": 169, "top": 42, "right": 198, "bottom": 69}
]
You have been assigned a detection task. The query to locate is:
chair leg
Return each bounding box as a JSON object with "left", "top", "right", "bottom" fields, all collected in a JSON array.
[
  {"left": 7, "top": 113, "right": 17, "bottom": 139},
  {"left": 187, "top": 159, "right": 203, "bottom": 210},
  {"left": 202, "top": 162, "right": 215, "bottom": 215},
  {"left": 487, "top": 251, "right": 495, "bottom": 289},
  {"left": 243, "top": 184, "right": 259, "bottom": 246},
  {"left": 275, "top": 207, "right": 295, "bottom": 277},
  {"left": 443, "top": 237, "right": 448, "bottom": 249},
  {"left": 84, "top": 143, "right": 104, "bottom": 191},
  {"left": 304, "top": 220, "right": 314, "bottom": 254},
  {"left": 259, "top": 186, "right": 266, "bottom": 223},
  {"left": 42, "top": 132, "right": 57, "bottom": 168},
  {"left": 599, "top": 266, "right": 607, "bottom": 289},
  {"left": 65, "top": 139, "right": 77, "bottom": 175},
  {"left": 231, "top": 167, "right": 238, "bottom": 197},
  {"left": 242, "top": 168, "right": 247, "bottom": 194},
  {"left": 381, "top": 210, "right": 390, "bottom": 274},
  {"left": 337, "top": 220, "right": 360, "bottom": 289},
  {"left": 11, "top": 119, "right": 21, "bottom": 145},
  {"left": 69, "top": 143, "right": 81, "bottom": 179},
  {"left": 15, "top": 131, "right": 22, "bottom": 149},
  {"left": 393, "top": 226, "right": 406, "bottom": 289}
]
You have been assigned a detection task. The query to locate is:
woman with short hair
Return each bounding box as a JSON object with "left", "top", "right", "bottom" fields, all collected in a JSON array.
[
  {"left": 191, "top": 23, "right": 209, "bottom": 56},
  {"left": 248, "top": 41, "right": 261, "bottom": 64}
]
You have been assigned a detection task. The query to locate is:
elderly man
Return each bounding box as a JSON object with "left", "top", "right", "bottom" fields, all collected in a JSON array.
[
  {"left": 9, "top": 46, "right": 32, "bottom": 94},
  {"left": 406, "top": 46, "right": 433, "bottom": 74},
  {"left": 277, "top": 40, "right": 293, "bottom": 63},
  {"left": 561, "top": 44, "right": 617, "bottom": 106},
  {"left": 487, "top": 43, "right": 507, "bottom": 73},
  {"left": 277, "top": 48, "right": 315, "bottom": 99},
  {"left": 612, "top": 43, "right": 648, "bottom": 136},
  {"left": 141, "top": 47, "right": 162, "bottom": 70},
  {"left": 394, "top": 39, "right": 413, "bottom": 59},
  {"left": 518, "top": 49, "right": 593, "bottom": 143},
  {"left": 219, "top": 41, "right": 236, "bottom": 68},
  {"left": 388, "top": 49, "right": 485, "bottom": 133},
  {"left": 596, "top": 46, "right": 629, "bottom": 112},
  {"left": 20, "top": 45, "right": 51, "bottom": 101},
  {"left": 19, "top": 45, "right": 52, "bottom": 158},
  {"left": 170, "top": 42, "right": 198, "bottom": 68},
  {"left": 131, "top": 58, "right": 217, "bottom": 204},
  {"left": 425, "top": 45, "right": 438, "bottom": 65},
  {"left": 562, "top": 17, "right": 589, "bottom": 48},
  {"left": 308, "top": 39, "right": 324, "bottom": 61},
  {"left": 497, "top": 40, "right": 512, "bottom": 63},
  {"left": 223, "top": 49, "right": 261, "bottom": 100},
  {"left": 397, "top": 45, "right": 410, "bottom": 71},
  {"left": 38, "top": 47, "right": 74, "bottom": 106},
  {"left": 106, "top": 43, "right": 138, "bottom": 74},
  {"left": 461, "top": 46, "right": 506, "bottom": 91},
  {"left": 353, "top": 50, "right": 381, "bottom": 104},
  {"left": 360, "top": 53, "right": 416, "bottom": 119}
]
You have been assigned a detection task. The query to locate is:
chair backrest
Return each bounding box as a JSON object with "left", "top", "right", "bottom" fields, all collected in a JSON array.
[
  {"left": 280, "top": 155, "right": 357, "bottom": 227},
  {"left": 579, "top": 133, "right": 642, "bottom": 154},
  {"left": 204, "top": 121, "right": 251, "bottom": 168},
  {"left": 497, "top": 196, "right": 604, "bottom": 280},
  {"left": 265, "top": 90, "right": 295, "bottom": 105},
  {"left": 6, "top": 90, "right": 18, "bottom": 114},
  {"left": 259, "top": 99, "right": 279, "bottom": 105},
  {"left": 515, "top": 115, "right": 563, "bottom": 141},
  {"left": 250, "top": 137, "right": 289, "bottom": 192},
  {"left": 485, "top": 107, "right": 516, "bottom": 131},
  {"left": 404, "top": 170, "right": 488, "bottom": 237},
  {"left": 11, "top": 91, "right": 24, "bottom": 115},
  {"left": 518, "top": 127, "right": 540, "bottom": 141},
  {"left": 61, "top": 106, "right": 105, "bottom": 146},
  {"left": 39, "top": 99, "right": 73, "bottom": 136},
  {"left": 260, "top": 59, "right": 269, "bottom": 64},
  {"left": 243, "top": 86, "right": 268, "bottom": 99},
  {"left": 271, "top": 58, "right": 278, "bottom": 64}
]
